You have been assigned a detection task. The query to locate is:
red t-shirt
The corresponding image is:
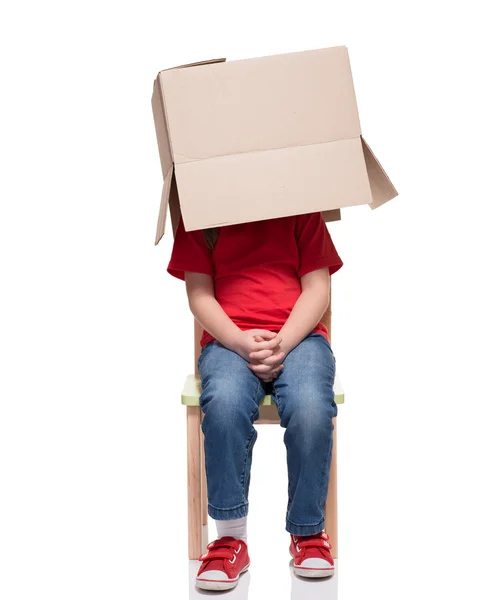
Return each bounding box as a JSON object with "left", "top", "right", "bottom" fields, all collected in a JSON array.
[{"left": 167, "top": 212, "right": 343, "bottom": 348}]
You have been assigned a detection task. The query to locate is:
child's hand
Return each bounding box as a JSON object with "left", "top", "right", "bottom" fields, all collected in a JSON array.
[
  {"left": 248, "top": 334, "right": 286, "bottom": 382},
  {"left": 234, "top": 329, "right": 281, "bottom": 361},
  {"left": 233, "top": 330, "right": 285, "bottom": 382}
]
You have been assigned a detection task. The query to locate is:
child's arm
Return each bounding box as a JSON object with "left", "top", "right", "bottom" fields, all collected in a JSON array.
[
  {"left": 186, "top": 272, "right": 242, "bottom": 349},
  {"left": 278, "top": 267, "right": 331, "bottom": 356},
  {"left": 186, "top": 272, "right": 283, "bottom": 363}
]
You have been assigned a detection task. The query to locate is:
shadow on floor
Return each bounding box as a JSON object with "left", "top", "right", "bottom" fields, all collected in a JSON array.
[{"left": 187, "top": 557, "right": 337, "bottom": 599}]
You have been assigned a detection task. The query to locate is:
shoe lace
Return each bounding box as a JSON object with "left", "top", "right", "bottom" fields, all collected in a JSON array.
[{"left": 198, "top": 537, "right": 242, "bottom": 564}]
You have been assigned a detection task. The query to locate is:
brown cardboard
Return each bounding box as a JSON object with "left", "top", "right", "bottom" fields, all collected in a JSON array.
[{"left": 151, "top": 46, "right": 397, "bottom": 243}]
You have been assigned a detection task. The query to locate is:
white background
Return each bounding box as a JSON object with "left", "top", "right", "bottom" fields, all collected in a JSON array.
[{"left": 1, "top": 1, "right": 497, "bottom": 598}]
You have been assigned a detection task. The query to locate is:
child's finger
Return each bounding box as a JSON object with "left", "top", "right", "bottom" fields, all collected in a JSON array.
[
  {"left": 249, "top": 361, "right": 284, "bottom": 375},
  {"left": 249, "top": 345, "right": 284, "bottom": 360},
  {"left": 249, "top": 348, "right": 274, "bottom": 360},
  {"left": 253, "top": 335, "right": 282, "bottom": 352},
  {"left": 253, "top": 330, "right": 277, "bottom": 338},
  {"left": 263, "top": 352, "right": 285, "bottom": 365},
  {"left": 270, "top": 366, "right": 284, "bottom": 379},
  {"left": 254, "top": 336, "right": 282, "bottom": 352},
  {"left": 248, "top": 362, "right": 273, "bottom": 374},
  {"left": 249, "top": 351, "right": 285, "bottom": 365},
  {"left": 258, "top": 363, "right": 284, "bottom": 382}
]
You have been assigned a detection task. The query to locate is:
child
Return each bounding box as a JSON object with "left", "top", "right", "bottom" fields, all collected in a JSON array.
[{"left": 167, "top": 210, "right": 343, "bottom": 591}]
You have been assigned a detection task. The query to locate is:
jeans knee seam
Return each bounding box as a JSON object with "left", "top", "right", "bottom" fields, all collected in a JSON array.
[
  {"left": 252, "top": 378, "right": 263, "bottom": 413},
  {"left": 319, "top": 426, "right": 334, "bottom": 507},
  {"left": 241, "top": 429, "right": 257, "bottom": 493},
  {"left": 273, "top": 385, "right": 282, "bottom": 418}
]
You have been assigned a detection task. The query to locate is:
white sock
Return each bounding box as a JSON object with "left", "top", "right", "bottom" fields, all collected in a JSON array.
[{"left": 215, "top": 516, "right": 248, "bottom": 543}]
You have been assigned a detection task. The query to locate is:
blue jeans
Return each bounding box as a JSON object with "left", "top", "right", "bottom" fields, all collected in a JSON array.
[{"left": 197, "top": 332, "right": 338, "bottom": 536}]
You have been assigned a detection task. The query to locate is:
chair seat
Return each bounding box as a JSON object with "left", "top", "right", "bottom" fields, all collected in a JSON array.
[{"left": 181, "top": 374, "right": 345, "bottom": 406}]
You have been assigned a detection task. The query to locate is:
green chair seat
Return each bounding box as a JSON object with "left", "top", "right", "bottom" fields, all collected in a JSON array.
[{"left": 181, "top": 374, "right": 345, "bottom": 406}]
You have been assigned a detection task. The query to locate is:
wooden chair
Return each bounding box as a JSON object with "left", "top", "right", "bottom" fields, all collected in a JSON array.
[{"left": 182, "top": 293, "right": 344, "bottom": 560}]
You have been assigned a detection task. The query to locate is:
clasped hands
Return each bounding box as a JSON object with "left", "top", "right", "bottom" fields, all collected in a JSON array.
[{"left": 234, "top": 329, "right": 286, "bottom": 383}]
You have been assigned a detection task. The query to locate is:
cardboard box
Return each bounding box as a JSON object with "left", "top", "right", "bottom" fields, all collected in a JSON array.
[{"left": 151, "top": 46, "right": 397, "bottom": 243}]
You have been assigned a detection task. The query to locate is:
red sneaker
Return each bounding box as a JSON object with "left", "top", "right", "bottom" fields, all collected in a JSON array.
[
  {"left": 289, "top": 530, "right": 335, "bottom": 578},
  {"left": 196, "top": 536, "right": 250, "bottom": 591}
]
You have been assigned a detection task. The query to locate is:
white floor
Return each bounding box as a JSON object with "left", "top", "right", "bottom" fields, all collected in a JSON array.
[
  {"left": 188, "top": 560, "right": 337, "bottom": 599},
  {"left": 187, "top": 525, "right": 338, "bottom": 599}
]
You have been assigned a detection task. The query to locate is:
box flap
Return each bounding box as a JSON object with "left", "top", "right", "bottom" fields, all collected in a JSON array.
[
  {"left": 168, "top": 172, "right": 181, "bottom": 236},
  {"left": 164, "top": 58, "right": 226, "bottom": 71},
  {"left": 155, "top": 166, "right": 173, "bottom": 245},
  {"left": 152, "top": 75, "right": 175, "bottom": 244},
  {"left": 176, "top": 137, "right": 370, "bottom": 231},
  {"left": 322, "top": 209, "right": 341, "bottom": 223},
  {"left": 160, "top": 46, "right": 360, "bottom": 164},
  {"left": 151, "top": 77, "right": 172, "bottom": 178},
  {"left": 361, "top": 136, "right": 398, "bottom": 208}
]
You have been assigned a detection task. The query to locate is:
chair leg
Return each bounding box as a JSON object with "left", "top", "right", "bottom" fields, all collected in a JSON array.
[
  {"left": 325, "top": 416, "right": 338, "bottom": 559},
  {"left": 200, "top": 423, "right": 209, "bottom": 552},
  {"left": 186, "top": 406, "right": 203, "bottom": 560},
  {"left": 200, "top": 425, "right": 208, "bottom": 526}
]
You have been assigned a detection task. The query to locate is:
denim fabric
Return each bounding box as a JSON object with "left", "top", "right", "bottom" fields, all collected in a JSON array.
[{"left": 197, "top": 332, "right": 338, "bottom": 536}]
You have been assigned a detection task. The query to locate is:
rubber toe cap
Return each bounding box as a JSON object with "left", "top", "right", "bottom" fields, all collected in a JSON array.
[
  {"left": 198, "top": 570, "right": 229, "bottom": 581},
  {"left": 301, "top": 558, "right": 333, "bottom": 569}
]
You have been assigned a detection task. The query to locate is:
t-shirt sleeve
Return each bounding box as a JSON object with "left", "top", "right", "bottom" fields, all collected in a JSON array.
[
  {"left": 295, "top": 212, "right": 344, "bottom": 278},
  {"left": 166, "top": 214, "right": 214, "bottom": 281}
]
